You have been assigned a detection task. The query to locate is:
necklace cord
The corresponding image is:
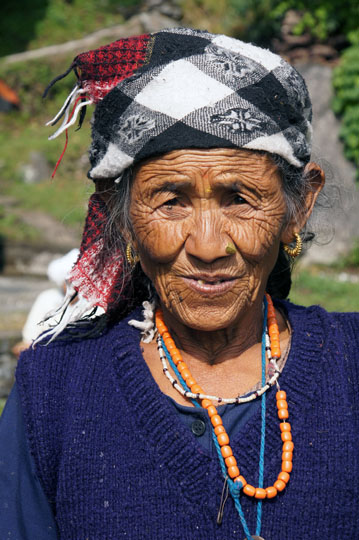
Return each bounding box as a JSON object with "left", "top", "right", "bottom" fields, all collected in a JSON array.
[
  {"left": 160, "top": 295, "right": 269, "bottom": 540},
  {"left": 256, "top": 295, "right": 268, "bottom": 536},
  {"left": 161, "top": 338, "right": 253, "bottom": 539}
]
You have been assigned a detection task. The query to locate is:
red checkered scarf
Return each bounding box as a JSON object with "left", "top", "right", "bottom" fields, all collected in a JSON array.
[
  {"left": 69, "top": 193, "right": 126, "bottom": 311},
  {"left": 45, "top": 33, "right": 152, "bottom": 138},
  {"left": 74, "top": 34, "right": 152, "bottom": 103},
  {"left": 44, "top": 35, "right": 153, "bottom": 323}
]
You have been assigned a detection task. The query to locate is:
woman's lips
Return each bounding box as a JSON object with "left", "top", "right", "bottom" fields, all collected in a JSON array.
[{"left": 182, "top": 276, "right": 237, "bottom": 295}]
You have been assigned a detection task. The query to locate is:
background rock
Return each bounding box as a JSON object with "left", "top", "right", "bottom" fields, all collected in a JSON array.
[
  {"left": 297, "top": 63, "right": 359, "bottom": 265},
  {"left": 19, "top": 151, "right": 51, "bottom": 184}
]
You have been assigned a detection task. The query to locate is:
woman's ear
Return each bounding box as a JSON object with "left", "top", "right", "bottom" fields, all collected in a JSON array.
[
  {"left": 281, "top": 162, "right": 325, "bottom": 244},
  {"left": 302, "top": 162, "right": 325, "bottom": 220}
]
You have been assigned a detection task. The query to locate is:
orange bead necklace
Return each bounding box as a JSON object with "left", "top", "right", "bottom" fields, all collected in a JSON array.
[
  {"left": 158, "top": 331, "right": 281, "bottom": 404},
  {"left": 155, "top": 293, "right": 293, "bottom": 501}
]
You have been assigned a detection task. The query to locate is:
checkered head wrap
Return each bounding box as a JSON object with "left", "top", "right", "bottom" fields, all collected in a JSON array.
[
  {"left": 88, "top": 29, "right": 312, "bottom": 178},
  {"left": 44, "top": 28, "right": 313, "bottom": 333}
]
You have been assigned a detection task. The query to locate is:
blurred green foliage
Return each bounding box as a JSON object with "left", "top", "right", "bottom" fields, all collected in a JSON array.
[
  {"left": 231, "top": 0, "right": 359, "bottom": 44},
  {"left": 0, "top": 58, "right": 75, "bottom": 119},
  {"left": 1, "top": 0, "right": 49, "bottom": 56},
  {"left": 290, "top": 267, "right": 359, "bottom": 312},
  {"left": 277, "top": 1, "right": 358, "bottom": 41},
  {"left": 332, "top": 38, "right": 359, "bottom": 174},
  {"left": 0, "top": 52, "right": 92, "bottom": 243},
  {"left": 2, "top": 0, "right": 359, "bottom": 56},
  {"left": 0, "top": 399, "right": 5, "bottom": 416},
  {"left": 0, "top": 205, "right": 40, "bottom": 243},
  {"left": 228, "top": 0, "right": 283, "bottom": 47},
  {"left": 332, "top": 240, "right": 359, "bottom": 270},
  {"left": 183, "top": 0, "right": 359, "bottom": 47},
  {"left": 1, "top": 0, "right": 141, "bottom": 57}
]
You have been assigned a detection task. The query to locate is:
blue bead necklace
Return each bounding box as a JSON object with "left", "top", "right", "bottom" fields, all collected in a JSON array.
[{"left": 159, "top": 297, "right": 268, "bottom": 540}]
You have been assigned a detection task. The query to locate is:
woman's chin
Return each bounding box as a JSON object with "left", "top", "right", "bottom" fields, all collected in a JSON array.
[{"left": 166, "top": 301, "right": 248, "bottom": 333}]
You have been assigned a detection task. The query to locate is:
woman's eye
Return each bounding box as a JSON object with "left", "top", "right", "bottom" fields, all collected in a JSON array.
[
  {"left": 158, "top": 196, "right": 190, "bottom": 219},
  {"left": 162, "top": 198, "right": 179, "bottom": 209},
  {"left": 231, "top": 193, "right": 247, "bottom": 205}
]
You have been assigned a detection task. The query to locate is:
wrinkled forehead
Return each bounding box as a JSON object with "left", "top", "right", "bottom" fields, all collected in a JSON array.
[
  {"left": 133, "top": 148, "right": 281, "bottom": 195},
  {"left": 135, "top": 148, "right": 273, "bottom": 172}
]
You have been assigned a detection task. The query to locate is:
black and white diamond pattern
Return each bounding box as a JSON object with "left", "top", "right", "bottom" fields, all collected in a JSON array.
[{"left": 89, "top": 28, "right": 312, "bottom": 181}]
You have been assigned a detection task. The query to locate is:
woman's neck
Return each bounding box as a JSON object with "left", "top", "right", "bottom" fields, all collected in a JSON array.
[
  {"left": 159, "top": 300, "right": 264, "bottom": 367},
  {"left": 142, "top": 298, "right": 290, "bottom": 405}
]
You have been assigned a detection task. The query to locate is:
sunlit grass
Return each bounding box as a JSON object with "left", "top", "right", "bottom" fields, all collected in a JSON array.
[
  {"left": 290, "top": 266, "right": 359, "bottom": 312},
  {"left": 0, "top": 399, "right": 6, "bottom": 416},
  {"left": 0, "top": 111, "right": 92, "bottom": 243}
]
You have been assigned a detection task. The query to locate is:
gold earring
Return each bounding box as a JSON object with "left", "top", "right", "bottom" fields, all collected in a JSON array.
[
  {"left": 126, "top": 243, "right": 140, "bottom": 267},
  {"left": 225, "top": 242, "right": 236, "bottom": 255},
  {"left": 283, "top": 233, "right": 302, "bottom": 258}
]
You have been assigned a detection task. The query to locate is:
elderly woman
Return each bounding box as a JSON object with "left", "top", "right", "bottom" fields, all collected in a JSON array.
[{"left": 1, "top": 28, "right": 359, "bottom": 540}]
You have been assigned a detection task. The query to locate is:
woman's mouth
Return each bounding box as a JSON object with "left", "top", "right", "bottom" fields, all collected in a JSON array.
[{"left": 182, "top": 275, "right": 237, "bottom": 295}]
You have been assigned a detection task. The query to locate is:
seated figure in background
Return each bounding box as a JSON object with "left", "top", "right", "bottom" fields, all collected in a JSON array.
[{"left": 12, "top": 249, "right": 79, "bottom": 356}]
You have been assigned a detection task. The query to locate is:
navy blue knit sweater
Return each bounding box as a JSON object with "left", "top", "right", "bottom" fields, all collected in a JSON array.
[{"left": 16, "top": 301, "right": 359, "bottom": 539}]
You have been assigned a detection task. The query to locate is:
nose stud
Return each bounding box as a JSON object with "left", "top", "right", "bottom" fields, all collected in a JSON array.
[{"left": 225, "top": 242, "right": 236, "bottom": 254}]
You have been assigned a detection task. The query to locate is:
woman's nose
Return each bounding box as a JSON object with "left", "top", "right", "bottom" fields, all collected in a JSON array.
[{"left": 185, "top": 211, "right": 232, "bottom": 263}]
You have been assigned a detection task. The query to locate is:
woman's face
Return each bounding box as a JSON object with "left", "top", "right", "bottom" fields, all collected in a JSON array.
[{"left": 130, "top": 148, "right": 293, "bottom": 331}]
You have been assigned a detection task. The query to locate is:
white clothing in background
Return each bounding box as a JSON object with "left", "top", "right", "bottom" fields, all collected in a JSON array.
[{"left": 22, "top": 288, "right": 66, "bottom": 343}]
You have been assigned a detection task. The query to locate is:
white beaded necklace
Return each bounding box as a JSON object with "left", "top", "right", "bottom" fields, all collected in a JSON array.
[{"left": 156, "top": 331, "right": 281, "bottom": 404}]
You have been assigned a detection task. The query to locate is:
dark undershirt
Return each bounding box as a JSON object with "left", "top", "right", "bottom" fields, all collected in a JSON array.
[{"left": 0, "top": 383, "right": 260, "bottom": 539}]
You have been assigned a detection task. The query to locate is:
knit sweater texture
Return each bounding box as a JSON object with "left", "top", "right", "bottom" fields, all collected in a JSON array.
[{"left": 16, "top": 301, "right": 359, "bottom": 539}]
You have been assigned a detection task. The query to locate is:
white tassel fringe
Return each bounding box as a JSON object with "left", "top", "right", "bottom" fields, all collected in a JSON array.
[
  {"left": 45, "top": 85, "right": 80, "bottom": 126},
  {"left": 45, "top": 86, "right": 92, "bottom": 140},
  {"left": 128, "top": 300, "right": 156, "bottom": 343},
  {"left": 32, "top": 285, "right": 96, "bottom": 346}
]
